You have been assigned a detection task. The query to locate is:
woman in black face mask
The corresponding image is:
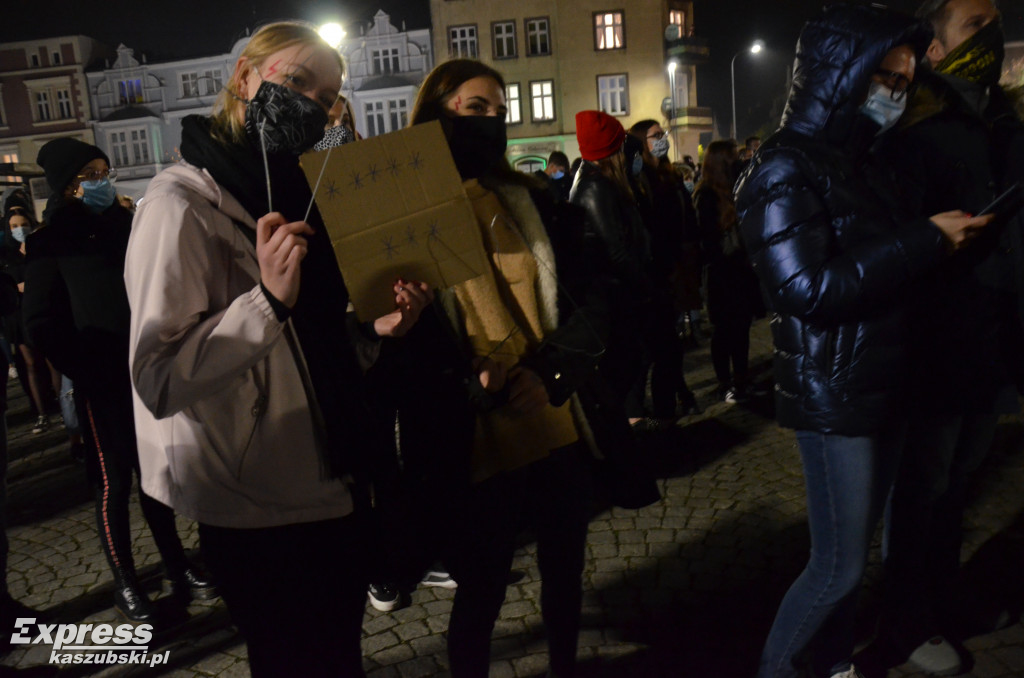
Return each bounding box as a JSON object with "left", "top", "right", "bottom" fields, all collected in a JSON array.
[
  {"left": 376, "top": 59, "right": 654, "bottom": 678},
  {"left": 124, "top": 21, "right": 432, "bottom": 677}
]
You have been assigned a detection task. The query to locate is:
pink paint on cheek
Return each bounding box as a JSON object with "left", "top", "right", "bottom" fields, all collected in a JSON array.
[
  {"left": 454, "top": 95, "right": 462, "bottom": 112},
  {"left": 265, "top": 59, "right": 281, "bottom": 76}
]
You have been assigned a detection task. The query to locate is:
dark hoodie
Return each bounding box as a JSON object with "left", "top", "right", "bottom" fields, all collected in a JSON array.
[{"left": 734, "top": 3, "right": 947, "bottom": 435}]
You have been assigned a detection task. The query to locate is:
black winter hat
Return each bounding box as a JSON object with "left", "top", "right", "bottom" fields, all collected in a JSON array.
[{"left": 36, "top": 137, "right": 109, "bottom": 194}]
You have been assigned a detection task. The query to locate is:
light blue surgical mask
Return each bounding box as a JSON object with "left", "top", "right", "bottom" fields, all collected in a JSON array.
[
  {"left": 80, "top": 178, "right": 116, "bottom": 212},
  {"left": 10, "top": 225, "right": 30, "bottom": 243},
  {"left": 551, "top": 170, "right": 565, "bottom": 180},
  {"left": 859, "top": 82, "right": 906, "bottom": 135},
  {"left": 683, "top": 180, "right": 695, "bottom": 194}
]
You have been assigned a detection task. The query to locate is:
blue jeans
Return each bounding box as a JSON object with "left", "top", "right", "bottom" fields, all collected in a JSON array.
[{"left": 758, "top": 423, "right": 905, "bottom": 678}]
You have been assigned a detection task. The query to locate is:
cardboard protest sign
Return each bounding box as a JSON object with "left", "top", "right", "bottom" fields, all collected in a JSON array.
[{"left": 301, "top": 120, "right": 486, "bottom": 320}]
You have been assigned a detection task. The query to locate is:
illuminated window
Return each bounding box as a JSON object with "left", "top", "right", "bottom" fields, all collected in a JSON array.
[
  {"left": 506, "top": 83, "right": 522, "bottom": 124},
  {"left": 530, "top": 80, "right": 555, "bottom": 122},
  {"left": 597, "top": 74, "right": 628, "bottom": 116},
  {"left": 594, "top": 11, "right": 625, "bottom": 50}
]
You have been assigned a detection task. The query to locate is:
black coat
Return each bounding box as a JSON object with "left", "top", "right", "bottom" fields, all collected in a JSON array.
[
  {"left": 22, "top": 197, "right": 134, "bottom": 399},
  {"left": 734, "top": 4, "right": 945, "bottom": 435},
  {"left": 569, "top": 161, "right": 653, "bottom": 304},
  {"left": 882, "top": 70, "right": 1024, "bottom": 413},
  {"left": 693, "top": 186, "right": 761, "bottom": 327}
]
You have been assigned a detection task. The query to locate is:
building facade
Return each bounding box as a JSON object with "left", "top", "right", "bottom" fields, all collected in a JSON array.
[
  {"left": 429, "top": 0, "right": 709, "bottom": 168},
  {"left": 85, "top": 43, "right": 238, "bottom": 199},
  {"left": 0, "top": 35, "right": 108, "bottom": 204},
  {"left": 341, "top": 10, "right": 434, "bottom": 139}
]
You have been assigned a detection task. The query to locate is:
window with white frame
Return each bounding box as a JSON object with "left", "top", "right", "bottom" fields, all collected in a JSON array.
[
  {"left": 109, "top": 127, "right": 151, "bottom": 166},
  {"left": 365, "top": 101, "right": 386, "bottom": 137},
  {"left": 181, "top": 72, "right": 200, "bottom": 98},
  {"left": 372, "top": 48, "right": 401, "bottom": 75},
  {"left": 35, "top": 90, "right": 52, "bottom": 121},
  {"left": 202, "top": 69, "right": 223, "bottom": 95},
  {"left": 505, "top": 83, "right": 522, "bottom": 124},
  {"left": 109, "top": 131, "right": 129, "bottom": 167},
  {"left": 597, "top": 74, "right": 628, "bottom": 116},
  {"left": 56, "top": 88, "right": 73, "bottom": 119},
  {"left": 594, "top": 11, "right": 625, "bottom": 50},
  {"left": 530, "top": 80, "right": 555, "bottom": 121},
  {"left": 525, "top": 18, "right": 550, "bottom": 56},
  {"left": 119, "top": 79, "right": 143, "bottom": 105},
  {"left": 493, "top": 21, "right": 516, "bottom": 59},
  {"left": 449, "top": 25, "right": 478, "bottom": 58},
  {"left": 388, "top": 98, "right": 408, "bottom": 130}
]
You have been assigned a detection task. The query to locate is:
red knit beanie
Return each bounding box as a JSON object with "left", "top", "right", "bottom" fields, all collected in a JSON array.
[{"left": 575, "top": 110, "right": 625, "bottom": 161}]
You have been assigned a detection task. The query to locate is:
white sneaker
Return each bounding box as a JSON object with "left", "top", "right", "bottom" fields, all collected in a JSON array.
[
  {"left": 829, "top": 667, "right": 864, "bottom": 678},
  {"left": 420, "top": 570, "right": 457, "bottom": 589},
  {"left": 907, "top": 635, "right": 961, "bottom": 676}
]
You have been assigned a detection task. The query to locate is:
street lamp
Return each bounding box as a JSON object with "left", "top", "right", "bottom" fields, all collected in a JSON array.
[
  {"left": 318, "top": 22, "right": 346, "bottom": 49},
  {"left": 731, "top": 39, "right": 765, "bottom": 140}
]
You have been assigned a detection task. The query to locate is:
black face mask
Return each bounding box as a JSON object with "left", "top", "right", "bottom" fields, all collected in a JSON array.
[
  {"left": 936, "top": 19, "right": 1005, "bottom": 87},
  {"left": 446, "top": 115, "right": 508, "bottom": 179},
  {"left": 244, "top": 80, "right": 329, "bottom": 156}
]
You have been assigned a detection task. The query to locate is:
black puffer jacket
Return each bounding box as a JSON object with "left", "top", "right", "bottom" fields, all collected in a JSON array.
[{"left": 734, "top": 4, "right": 945, "bottom": 435}]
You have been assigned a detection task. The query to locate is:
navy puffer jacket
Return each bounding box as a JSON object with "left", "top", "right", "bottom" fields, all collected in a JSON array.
[{"left": 734, "top": 4, "right": 946, "bottom": 435}]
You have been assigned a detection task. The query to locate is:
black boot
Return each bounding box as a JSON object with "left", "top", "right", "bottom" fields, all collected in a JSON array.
[
  {"left": 162, "top": 566, "right": 218, "bottom": 604},
  {"left": 113, "top": 575, "right": 155, "bottom": 623}
]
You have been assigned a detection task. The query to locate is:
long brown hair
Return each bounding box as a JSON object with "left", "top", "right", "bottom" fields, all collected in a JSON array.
[
  {"left": 410, "top": 59, "right": 538, "bottom": 188},
  {"left": 695, "top": 139, "right": 739, "bottom": 231},
  {"left": 210, "top": 21, "right": 345, "bottom": 146},
  {"left": 410, "top": 59, "right": 505, "bottom": 125}
]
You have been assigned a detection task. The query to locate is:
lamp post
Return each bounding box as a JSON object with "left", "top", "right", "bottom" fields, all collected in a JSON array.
[
  {"left": 667, "top": 60, "right": 678, "bottom": 161},
  {"left": 730, "top": 40, "right": 764, "bottom": 140}
]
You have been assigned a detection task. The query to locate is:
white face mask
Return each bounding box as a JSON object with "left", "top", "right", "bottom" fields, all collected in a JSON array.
[
  {"left": 10, "top": 226, "right": 28, "bottom": 243},
  {"left": 859, "top": 81, "right": 906, "bottom": 135}
]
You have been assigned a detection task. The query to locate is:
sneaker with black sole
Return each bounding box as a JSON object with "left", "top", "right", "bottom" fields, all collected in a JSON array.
[
  {"left": 421, "top": 570, "right": 457, "bottom": 589},
  {"left": 367, "top": 582, "right": 400, "bottom": 612}
]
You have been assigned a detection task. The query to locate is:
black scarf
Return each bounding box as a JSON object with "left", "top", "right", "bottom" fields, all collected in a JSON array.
[{"left": 179, "top": 114, "right": 380, "bottom": 482}]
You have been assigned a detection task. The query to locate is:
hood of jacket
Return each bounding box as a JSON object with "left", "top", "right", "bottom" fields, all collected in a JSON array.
[{"left": 781, "top": 3, "right": 932, "bottom": 146}]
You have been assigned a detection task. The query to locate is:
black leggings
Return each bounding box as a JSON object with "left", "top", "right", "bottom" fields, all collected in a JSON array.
[
  {"left": 446, "top": 445, "right": 593, "bottom": 678},
  {"left": 82, "top": 391, "right": 186, "bottom": 584},
  {"left": 710, "top": 314, "right": 752, "bottom": 387}
]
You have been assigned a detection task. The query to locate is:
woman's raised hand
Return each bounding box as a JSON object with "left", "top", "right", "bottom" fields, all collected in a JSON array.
[
  {"left": 372, "top": 279, "right": 434, "bottom": 338},
  {"left": 256, "top": 212, "right": 313, "bottom": 309}
]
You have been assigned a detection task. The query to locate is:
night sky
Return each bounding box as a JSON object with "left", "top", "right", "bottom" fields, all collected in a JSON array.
[{"left": 2, "top": 0, "right": 1023, "bottom": 139}]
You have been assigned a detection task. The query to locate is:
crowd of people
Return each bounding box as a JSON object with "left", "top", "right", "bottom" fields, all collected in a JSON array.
[{"left": 0, "top": 0, "right": 1020, "bottom": 677}]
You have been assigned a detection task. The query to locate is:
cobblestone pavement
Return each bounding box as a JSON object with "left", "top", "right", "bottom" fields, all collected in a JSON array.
[{"left": 1, "top": 318, "right": 1022, "bottom": 677}]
